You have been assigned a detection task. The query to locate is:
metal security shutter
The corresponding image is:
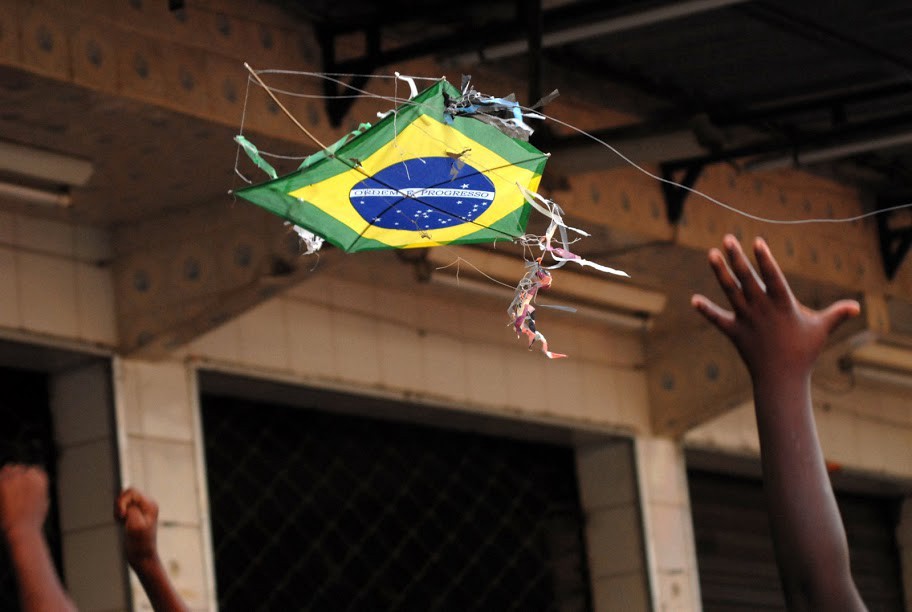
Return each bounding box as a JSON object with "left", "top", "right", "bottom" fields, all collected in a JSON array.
[
  {"left": 0, "top": 367, "right": 63, "bottom": 612},
  {"left": 688, "top": 470, "right": 905, "bottom": 612},
  {"left": 202, "top": 393, "right": 592, "bottom": 612}
]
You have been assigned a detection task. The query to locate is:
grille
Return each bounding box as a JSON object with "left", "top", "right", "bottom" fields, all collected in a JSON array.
[{"left": 203, "top": 394, "right": 592, "bottom": 612}]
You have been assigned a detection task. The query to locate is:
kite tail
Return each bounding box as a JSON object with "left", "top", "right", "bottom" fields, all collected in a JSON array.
[
  {"left": 517, "top": 184, "right": 630, "bottom": 278},
  {"left": 523, "top": 327, "right": 568, "bottom": 360},
  {"left": 508, "top": 261, "right": 567, "bottom": 359}
]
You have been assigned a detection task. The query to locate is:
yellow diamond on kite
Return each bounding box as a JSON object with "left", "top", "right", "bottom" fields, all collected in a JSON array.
[{"left": 234, "top": 80, "right": 548, "bottom": 253}]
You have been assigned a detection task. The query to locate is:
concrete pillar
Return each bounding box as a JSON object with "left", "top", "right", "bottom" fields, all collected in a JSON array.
[
  {"left": 635, "top": 436, "right": 702, "bottom": 612},
  {"left": 577, "top": 439, "right": 651, "bottom": 611},
  {"left": 114, "top": 358, "right": 215, "bottom": 611}
]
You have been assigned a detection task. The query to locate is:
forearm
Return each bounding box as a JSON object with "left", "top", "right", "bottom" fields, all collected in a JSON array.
[
  {"left": 6, "top": 528, "right": 78, "bottom": 612},
  {"left": 130, "top": 555, "right": 190, "bottom": 612},
  {"left": 752, "top": 371, "right": 862, "bottom": 609}
]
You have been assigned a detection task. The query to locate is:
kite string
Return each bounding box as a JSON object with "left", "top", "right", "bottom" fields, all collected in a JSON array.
[
  {"left": 233, "top": 73, "right": 255, "bottom": 185},
  {"left": 244, "top": 63, "right": 330, "bottom": 151},
  {"left": 433, "top": 254, "right": 518, "bottom": 291},
  {"left": 244, "top": 68, "right": 912, "bottom": 225},
  {"left": 256, "top": 68, "right": 442, "bottom": 81},
  {"left": 532, "top": 109, "right": 912, "bottom": 225},
  {"left": 252, "top": 72, "right": 545, "bottom": 195},
  {"left": 258, "top": 150, "right": 309, "bottom": 160},
  {"left": 392, "top": 75, "right": 412, "bottom": 181}
]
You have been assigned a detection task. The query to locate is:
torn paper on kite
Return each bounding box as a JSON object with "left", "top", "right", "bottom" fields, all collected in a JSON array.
[
  {"left": 378, "top": 73, "right": 422, "bottom": 120},
  {"left": 507, "top": 261, "right": 567, "bottom": 359},
  {"left": 443, "top": 76, "right": 551, "bottom": 141},
  {"left": 517, "top": 185, "right": 629, "bottom": 278},
  {"left": 287, "top": 223, "right": 325, "bottom": 255},
  {"left": 394, "top": 72, "right": 419, "bottom": 99},
  {"left": 299, "top": 123, "right": 372, "bottom": 171},
  {"left": 234, "top": 135, "right": 278, "bottom": 180}
]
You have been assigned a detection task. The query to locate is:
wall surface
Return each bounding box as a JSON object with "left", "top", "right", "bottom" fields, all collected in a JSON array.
[
  {"left": 116, "top": 358, "right": 215, "bottom": 612},
  {"left": 184, "top": 276, "right": 652, "bottom": 435},
  {"left": 0, "top": 210, "right": 115, "bottom": 346},
  {"left": 685, "top": 383, "right": 912, "bottom": 481},
  {"left": 1, "top": 210, "right": 909, "bottom": 610}
]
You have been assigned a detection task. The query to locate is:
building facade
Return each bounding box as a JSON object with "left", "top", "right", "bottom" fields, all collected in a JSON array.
[{"left": 0, "top": 1, "right": 910, "bottom": 610}]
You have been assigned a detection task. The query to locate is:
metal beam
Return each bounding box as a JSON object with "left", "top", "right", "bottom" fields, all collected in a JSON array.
[
  {"left": 447, "top": 0, "right": 753, "bottom": 64},
  {"left": 319, "top": 26, "right": 379, "bottom": 127},
  {"left": 526, "top": 0, "right": 543, "bottom": 106},
  {"left": 737, "top": 3, "right": 912, "bottom": 78},
  {"left": 547, "top": 106, "right": 912, "bottom": 178},
  {"left": 661, "top": 163, "right": 703, "bottom": 224},
  {"left": 715, "top": 80, "right": 912, "bottom": 127},
  {"left": 747, "top": 128, "right": 912, "bottom": 172}
]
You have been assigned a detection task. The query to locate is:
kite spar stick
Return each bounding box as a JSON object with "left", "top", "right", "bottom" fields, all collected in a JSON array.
[
  {"left": 244, "top": 62, "right": 330, "bottom": 151},
  {"left": 243, "top": 63, "right": 379, "bottom": 186}
]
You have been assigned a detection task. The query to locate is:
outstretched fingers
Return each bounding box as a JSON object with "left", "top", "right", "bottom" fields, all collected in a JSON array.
[
  {"left": 708, "top": 248, "right": 748, "bottom": 315},
  {"left": 753, "top": 237, "right": 791, "bottom": 302},
  {"left": 723, "top": 234, "right": 765, "bottom": 301}
]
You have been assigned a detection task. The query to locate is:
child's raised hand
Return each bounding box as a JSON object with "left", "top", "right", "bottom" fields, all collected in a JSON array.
[
  {"left": 691, "top": 234, "right": 860, "bottom": 382},
  {"left": 0, "top": 464, "right": 49, "bottom": 538},
  {"left": 115, "top": 488, "right": 160, "bottom": 566}
]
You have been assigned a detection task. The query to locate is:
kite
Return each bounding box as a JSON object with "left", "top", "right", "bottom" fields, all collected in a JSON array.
[
  {"left": 233, "top": 69, "right": 629, "bottom": 358},
  {"left": 233, "top": 79, "right": 548, "bottom": 253}
]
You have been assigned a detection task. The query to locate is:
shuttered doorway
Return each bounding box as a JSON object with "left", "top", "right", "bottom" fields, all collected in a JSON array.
[
  {"left": 0, "top": 366, "right": 63, "bottom": 612},
  {"left": 202, "top": 392, "right": 593, "bottom": 612},
  {"left": 688, "top": 469, "right": 905, "bottom": 611}
]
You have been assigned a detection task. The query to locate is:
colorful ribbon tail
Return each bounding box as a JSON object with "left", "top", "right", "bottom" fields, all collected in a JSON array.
[
  {"left": 524, "top": 329, "right": 567, "bottom": 359},
  {"left": 534, "top": 332, "right": 567, "bottom": 359},
  {"left": 517, "top": 184, "right": 590, "bottom": 237},
  {"left": 550, "top": 248, "right": 630, "bottom": 277}
]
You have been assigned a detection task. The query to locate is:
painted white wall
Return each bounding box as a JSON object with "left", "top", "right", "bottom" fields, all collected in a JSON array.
[
  {"left": 183, "top": 276, "right": 651, "bottom": 435},
  {"left": 0, "top": 210, "right": 116, "bottom": 346},
  {"left": 685, "top": 383, "right": 912, "bottom": 481},
  {"left": 635, "top": 437, "right": 702, "bottom": 612},
  {"left": 114, "top": 358, "right": 215, "bottom": 612}
]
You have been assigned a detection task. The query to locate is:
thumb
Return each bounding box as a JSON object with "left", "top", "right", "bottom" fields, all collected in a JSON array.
[{"left": 819, "top": 299, "right": 861, "bottom": 335}]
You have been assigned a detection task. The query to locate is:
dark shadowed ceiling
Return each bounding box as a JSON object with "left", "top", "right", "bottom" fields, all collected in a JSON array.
[
  {"left": 5, "top": 0, "right": 912, "bottom": 227},
  {"left": 287, "top": 0, "right": 912, "bottom": 197}
]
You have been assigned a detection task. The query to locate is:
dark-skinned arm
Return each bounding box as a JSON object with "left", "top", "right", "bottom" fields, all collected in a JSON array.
[
  {"left": 692, "top": 235, "right": 866, "bottom": 612},
  {"left": 0, "top": 464, "right": 78, "bottom": 612},
  {"left": 115, "top": 488, "right": 190, "bottom": 612}
]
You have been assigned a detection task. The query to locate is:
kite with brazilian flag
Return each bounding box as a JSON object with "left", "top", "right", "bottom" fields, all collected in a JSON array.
[{"left": 233, "top": 80, "right": 549, "bottom": 253}]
